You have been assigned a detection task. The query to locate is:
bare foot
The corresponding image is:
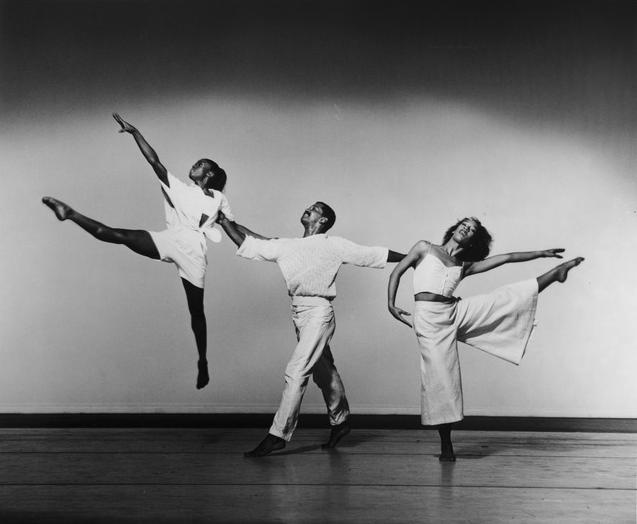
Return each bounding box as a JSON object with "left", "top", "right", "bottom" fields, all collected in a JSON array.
[
  {"left": 322, "top": 421, "right": 351, "bottom": 449},
  {"left": 42, "top": 197, "right": 73, "bottom": 220},
  {"left": 555, "top": 257, "right": 585, "bottom": 283},
  {"left": 439, "top": 442, "right": 456, "bottom": 462},
  {"left": 196, "top": 359, "right": 209, "bottom": 390},
  {"left": 244, "top": 433, "right": 286, "bottom": 458}
]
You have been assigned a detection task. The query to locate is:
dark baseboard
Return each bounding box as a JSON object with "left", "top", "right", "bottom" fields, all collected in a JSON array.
[{"left": 0, "top": 414, "right": 634, "bottom": 432}]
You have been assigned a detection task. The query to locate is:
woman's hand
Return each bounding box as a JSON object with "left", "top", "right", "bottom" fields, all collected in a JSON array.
[
  {"left": 112, "top": 112, "right": 137, "bottom": 133},
  {"left": 541, "top": 248, "right": 565, "bottom": 259},
  {"left": 388, "top": 304, "right": 413, "bottom": 328}
]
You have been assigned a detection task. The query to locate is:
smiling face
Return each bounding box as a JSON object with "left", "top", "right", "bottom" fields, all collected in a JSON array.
[
  {"left": 301, "top": 202, "right": 326, "bottom": 227},
  {"left": 452, "top": 218, "right": 479, "bottom": 246}
]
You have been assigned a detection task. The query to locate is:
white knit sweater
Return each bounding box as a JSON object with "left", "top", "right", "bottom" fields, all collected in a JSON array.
[{"left": 237, "top": 234, "right": 388, "bottom": 299}]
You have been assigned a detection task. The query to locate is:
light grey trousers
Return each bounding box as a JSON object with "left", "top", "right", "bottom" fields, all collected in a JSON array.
[{"left": 270, "top": 296, "right": 350, "bottom": 441}]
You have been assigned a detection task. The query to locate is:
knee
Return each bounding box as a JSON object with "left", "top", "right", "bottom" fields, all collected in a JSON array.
[
  {"left": 96, "top": 225, "right": 117, "bottom": 242},
  {"left": 284, "top": 371, "right": 310, "bottom": 388},
  {"left": 312, "top": 373, "right": 330, "bottom": 388}
]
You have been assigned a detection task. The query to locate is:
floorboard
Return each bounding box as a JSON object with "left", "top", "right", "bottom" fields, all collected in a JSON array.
[{"left": 0, "top": 428, "right": 634, "bottom": 523}]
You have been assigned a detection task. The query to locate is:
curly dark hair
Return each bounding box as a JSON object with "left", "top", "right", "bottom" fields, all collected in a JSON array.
[{"left": 442, "top": 217, "right": 492, "bottom": 261}]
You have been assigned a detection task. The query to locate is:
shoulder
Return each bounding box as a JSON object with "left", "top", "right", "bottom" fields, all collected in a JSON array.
[{"left": 411, "top": 240, "right": 432, "bottom": 254}]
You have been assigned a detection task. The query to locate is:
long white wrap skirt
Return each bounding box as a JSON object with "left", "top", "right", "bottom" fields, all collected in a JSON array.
[{"left": 413, "top": 279, "right": 538, "bottom": 426}]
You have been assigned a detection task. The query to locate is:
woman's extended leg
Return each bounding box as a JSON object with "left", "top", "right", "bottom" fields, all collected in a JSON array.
[
  {"left": 437, "top": 423, "right": 456, "bottom": 462},
  {"left": 537, "top": 257, "right": 584, "bottom": 292},
  {"left": 181, "top": 278, "right": 209, "bottom": 390},
  {"left": 42, "top": 197, "right": 160, "bottom": 259}
]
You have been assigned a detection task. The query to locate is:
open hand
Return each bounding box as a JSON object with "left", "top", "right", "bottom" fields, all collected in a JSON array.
[
  {"left": 388, "top": 305, "right": 413, "bottom": 328},
  {"left": 112, "top": 112, "right": 136, "bottom": 133},
  {"left": 542, "top": 248, "right": 565, "bottom": 259}
]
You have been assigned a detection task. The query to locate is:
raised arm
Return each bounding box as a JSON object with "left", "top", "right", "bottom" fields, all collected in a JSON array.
[
  {"left": 387, "top": 241, "right": 428, "bottom": 328},
  {"left": 112, "top": 113, "right": 168, "bottom": 185},
  {"left": 464, "top": 248, "right": 564, "bottom": 277}
]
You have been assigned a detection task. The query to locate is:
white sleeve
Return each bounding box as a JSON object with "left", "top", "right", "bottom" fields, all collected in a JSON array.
[
  {"left": 161, "top": 171, "right": 187, "bottom": 192},
  {"left": 335, "top": 237, "right": 388, "bottom": 268},
  {"left": 236, "top": 236, "right": 283, "bottom": 262},
  {"left": 219, "top": 193, "right": 235, "bottom": 222}
]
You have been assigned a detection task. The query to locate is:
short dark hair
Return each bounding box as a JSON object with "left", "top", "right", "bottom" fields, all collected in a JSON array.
[
  {"left": 316, "top": 201, "right": 336, "bottom": 232},
  {"left": 199, "top": 158, "right": 227, "bottom": 192},
  {"left": 442, "top": 217, "right": 492, "bottom": 261}
]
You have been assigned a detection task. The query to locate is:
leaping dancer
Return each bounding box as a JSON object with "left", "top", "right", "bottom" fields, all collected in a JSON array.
[
  {"left": 42, "top": 113, "right": 234, "bottom": 389},
  {"left": 387, "top": 217, "right": 584, "bottom": 461}
]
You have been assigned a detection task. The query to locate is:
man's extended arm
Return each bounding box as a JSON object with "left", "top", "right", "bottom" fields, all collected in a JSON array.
[
  {"left": 112, "top": 113, "right": 169, "bottom": 186},
  {"left": 216, "top": 211, "right": 272, "bottom": 247},
  {"left": 217, "top": 213, "right": 246, "bottom": 247},
  {"left": 234, "top": 223, "right": 271, "bottom": 241},
  {"left": 387, "top": 250, "right": 406, "bottom": 263}
]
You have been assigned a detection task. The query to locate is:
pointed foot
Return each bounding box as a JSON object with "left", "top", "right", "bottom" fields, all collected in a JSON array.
[
  {"left": 42, "top": 197, "right": 72, "bottom": 220},
  {"left": 555, "top": 257, "right": 585, "bottom": 283},
  {"left": 196, "top": 359, "right": 209, "bottom": 390}
]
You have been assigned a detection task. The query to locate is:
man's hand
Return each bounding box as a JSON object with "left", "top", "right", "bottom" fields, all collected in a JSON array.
[
  {"left": 113, "top": 113, "right": 137, "bottom": 134},
  {"left": 541, "top": 248, "right": 565, "bottom": 259},
  {"left": 388, "top": 305, "right": 413, "bottom": 328}
]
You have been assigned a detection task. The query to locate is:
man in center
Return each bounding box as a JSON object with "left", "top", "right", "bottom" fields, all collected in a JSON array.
[{"left": 217, "top": 202, "right": 404, "bottom": 457}]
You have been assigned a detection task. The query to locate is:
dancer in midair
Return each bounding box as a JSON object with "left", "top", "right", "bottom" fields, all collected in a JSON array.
[
  {"left": 217, "top": 203, "right": 405, "bottom": 456},
  {"left": 42, "top": 113, "right": 234, "bottom": 389},
  {"left": 387, "top": 217, "right": 584, "bottom": 461}
]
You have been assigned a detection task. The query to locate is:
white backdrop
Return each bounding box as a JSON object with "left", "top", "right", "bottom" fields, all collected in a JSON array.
[{"left": 2, "top": 96, "right": 636, "bottom": 416}]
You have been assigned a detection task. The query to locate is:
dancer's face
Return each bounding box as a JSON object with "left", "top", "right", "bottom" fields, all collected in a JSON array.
[
  {"left": 301, "top": 202, "right": 326, "bottom": 228},
  {"left": 189, "top": 161, "right": 213, "bottom": 186},
  {"left": 452, "top": 219, "right": 478, "bottom": 245}
]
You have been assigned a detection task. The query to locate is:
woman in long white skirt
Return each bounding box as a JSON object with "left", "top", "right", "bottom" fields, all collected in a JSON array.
[{"left": 387, "top": 217, "right": 583, "bottom": 461}]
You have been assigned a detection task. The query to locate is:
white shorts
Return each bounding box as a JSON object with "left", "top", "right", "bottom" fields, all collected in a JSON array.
[{"left": 149, "top": 227, "right": 207, "bottom": 288}]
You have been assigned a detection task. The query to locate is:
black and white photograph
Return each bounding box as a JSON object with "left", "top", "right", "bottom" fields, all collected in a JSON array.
[{"left": 1, "top": 0, "right": 636, "bottom": 521}]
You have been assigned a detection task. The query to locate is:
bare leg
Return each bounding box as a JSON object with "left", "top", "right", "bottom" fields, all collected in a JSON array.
[
  {"left": 536, "top": 257, "right": 585, "bottom": 293},
  {"left": 181, "top": 278, "right": 209, "bottom": 390},
  {"left": 437, "top": 423, "right": 456, "bottom": 462},
  {"left": 42, "top": 197, "right": 160, "bottom": 259}
]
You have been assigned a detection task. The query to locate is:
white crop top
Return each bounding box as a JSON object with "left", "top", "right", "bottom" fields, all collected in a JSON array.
[{"left": 413, "top": 248, "right": 463, "bottom": 297}]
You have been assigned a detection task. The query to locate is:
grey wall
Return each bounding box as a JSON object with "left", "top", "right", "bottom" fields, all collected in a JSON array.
[{"left": 1, "top": 0, "right": 636, "bottom": 416}]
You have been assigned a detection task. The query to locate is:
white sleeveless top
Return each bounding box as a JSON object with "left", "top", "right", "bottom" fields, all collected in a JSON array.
[{"left": 413, "top": 246, "right": 463, "bottom": 297}]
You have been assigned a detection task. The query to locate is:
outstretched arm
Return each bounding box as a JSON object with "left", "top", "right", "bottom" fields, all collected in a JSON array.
[
  {"left": 387, "top": 250, "right": 406, "bottom": 263},
  {"left": 464, "top": 248, "right": 565, "bottom": 277},
  {"left": 387, "top": 241, "right": 428, "bottom": 328},
  {"left": 112, "top": 113, "right": 168, "bottom": 186},
  {"left": 235, "top": 223, "right": 271, "bottom": 241},
  {"left": 216, "top": 211, "right": 271, "bottom": 247}
]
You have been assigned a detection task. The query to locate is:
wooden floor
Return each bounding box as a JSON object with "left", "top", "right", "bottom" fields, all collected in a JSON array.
[{"left": 0, "top": 428, "right": 635, "bottom": 523}]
